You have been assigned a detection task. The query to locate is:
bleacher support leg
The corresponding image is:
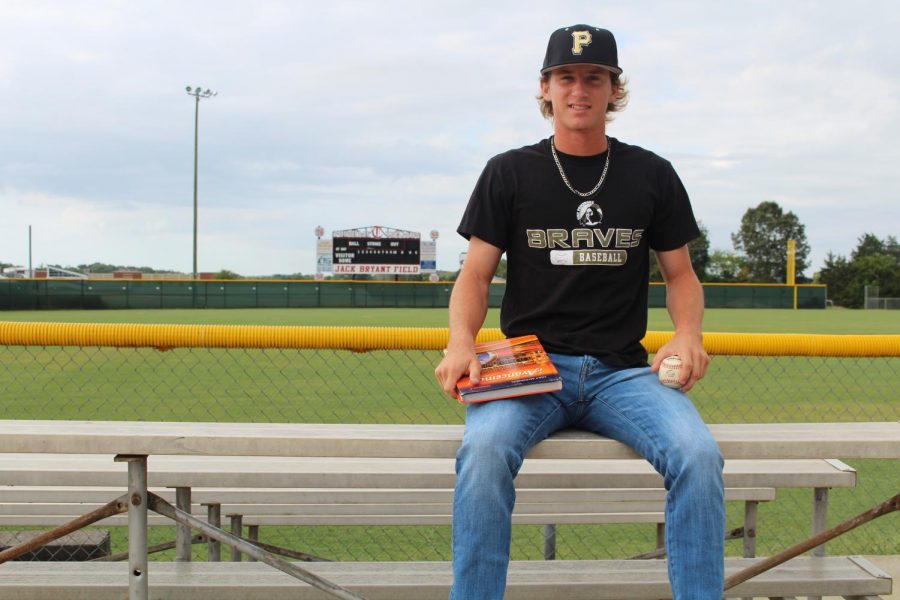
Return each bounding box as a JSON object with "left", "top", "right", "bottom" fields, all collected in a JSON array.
[
  {"left": 542, "top": 524, "right": 556, "bottom": 560},
  {"left": 205, "top": 503, "right": 221, "bottom": 561},
  {"left": 116, "top": 454, "right": 148, "bottom": 600},
  {"left": 175, "top": 487, "right": 192, "bottom": 562},
  {"left": 742, "top": 500, "right": 759, "bottom": 600},
  {"left": 230, "top": 514, "right": 243, "bottom": 562},
  {"left": 248, "top": 525, "right": 259, "bottom": 562},
  {"left": 808, "top": 487, "right": 829, "bottom": 600}
]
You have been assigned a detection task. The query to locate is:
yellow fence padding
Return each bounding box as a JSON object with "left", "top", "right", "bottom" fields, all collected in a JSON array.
[
  {"left": 643, "top": 331, "right": 900, "bottom": 357},
  {"left": 0, "top": 322, "right": 898, "bottom": 356}
]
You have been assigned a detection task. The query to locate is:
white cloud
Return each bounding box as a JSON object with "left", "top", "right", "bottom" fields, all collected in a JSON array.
[
  {"left": 236, "top": 159, "right": 303, "bottom": 174},
  {"left": 1, "top": 0, "right": 898, "bottom": 277}
]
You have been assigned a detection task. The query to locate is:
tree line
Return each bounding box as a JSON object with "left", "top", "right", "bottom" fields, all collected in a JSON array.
[
  {"left": 650, "top": 201, "right": 812, "bottom": 284},
  {"left": 817, "top": 234, "right": 900, "bottom": 308},
  {"left": 4, "top": 202, "right": 897, "bottom": 307},
  {"left": 643, "top": 200, "right": 898, "bottom": 308}
]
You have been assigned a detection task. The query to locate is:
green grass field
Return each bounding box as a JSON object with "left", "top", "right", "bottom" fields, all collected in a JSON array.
[
  {"left": 2, "top": 306, "right": 899, "bottom": 333},
  {"left": 1, "top": 307, "right": 897, "bottom": 559}
]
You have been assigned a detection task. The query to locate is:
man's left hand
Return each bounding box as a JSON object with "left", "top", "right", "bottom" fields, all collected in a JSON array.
[{"left": 650, "top": 332, "right": 709, "bottom": 392}]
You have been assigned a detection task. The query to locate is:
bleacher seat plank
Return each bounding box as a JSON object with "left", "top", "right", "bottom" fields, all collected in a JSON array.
[
  {"left": 0, "top": 455, "right": 856, "bottom": 490},
  {"left": 0, "top": 513, "right": 667, "bottom": 527},
  {"left": 1, "top": 485, "right": 779, "bottom": 516},
  {"left": 0, "top": 420, "right": 896, "bottom": 459},
  {"left": 0, "top": 500, "right": 674, "bottom": 516},
  {"left": 0, "top": 485, "right": 777, "bottom": 504},
  {"left": 0, "top": 487, "right": 776, "bottom": 530},
  {"left": 0, "top": 556, "right": 890, "bottom": 599}
]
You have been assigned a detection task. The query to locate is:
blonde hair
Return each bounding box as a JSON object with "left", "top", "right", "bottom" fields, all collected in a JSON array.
[{"left": 537, "top": 72, "right": 629, "bottom": 122}]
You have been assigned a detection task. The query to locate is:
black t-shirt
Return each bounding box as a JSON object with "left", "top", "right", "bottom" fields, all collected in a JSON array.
[{"left": 458, "top": 137, "right": 699, "bottom": 366}]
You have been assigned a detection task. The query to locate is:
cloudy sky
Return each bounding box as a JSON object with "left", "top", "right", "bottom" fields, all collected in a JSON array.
[{"left": 1, "top": 0, "right": 898, "bottom": 277}]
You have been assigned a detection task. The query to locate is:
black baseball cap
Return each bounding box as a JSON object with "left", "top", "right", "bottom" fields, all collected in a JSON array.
[{"left": 541, "top": 25, "right": 622, "bottom": 75}]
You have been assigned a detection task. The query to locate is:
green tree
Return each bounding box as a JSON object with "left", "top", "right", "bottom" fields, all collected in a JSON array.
[
  {"left": 73, "top": 263, "right": 173, "bottom": 274},
  {"left": 818, "top": 234, "right": 900, "bottom": 308},
  {"left": 854, "top": 254, "right": 900, "bottom": 300},
  {"left": 495, "top": 258, "right": 508, "bottom": 280},
  {"left": 270, "top": 273, "right": 314, "bottom": 280},
  {"left": 214, "top": 270, "right": 242, "bottom": 280},
  {"left": 649, "top": 222, "right": 710, "bottom": 282},
  {"left": 852, "top": 233, "right": 900, "bottom": 262},
  {"left": 731, "top": 201, "right": 810, "bottom": 282},
  {"left": 76, "top": 262, "right": 118, "bottom": 273},
  {"left": 705, "top": 249, "right": 745, "bottom": 282}
]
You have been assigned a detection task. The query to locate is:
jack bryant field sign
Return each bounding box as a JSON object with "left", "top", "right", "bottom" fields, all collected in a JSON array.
[{"left": 332, "top": 236, "right": 421, "bottom": 275}]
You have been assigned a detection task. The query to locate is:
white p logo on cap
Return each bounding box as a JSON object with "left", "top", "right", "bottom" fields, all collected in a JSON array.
[{"left": 571, "top": 30, "right": 592, "bottom": 55}]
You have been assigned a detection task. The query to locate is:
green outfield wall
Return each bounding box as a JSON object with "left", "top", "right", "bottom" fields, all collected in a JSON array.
[
  {"left": 0, "top": 279, "right": 826, "bottom": 310},
  {"left": 651, "top": 283, "right": 827, "bottom": 309}
]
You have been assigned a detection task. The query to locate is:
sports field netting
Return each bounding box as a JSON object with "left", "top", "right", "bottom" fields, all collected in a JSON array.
[{"left": 0, "top": 318, "right": 897, "bottom": 563}]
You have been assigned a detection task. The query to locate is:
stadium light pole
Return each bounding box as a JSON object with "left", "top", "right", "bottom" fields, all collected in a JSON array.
[{"left": 185, "top": 86, "right": 217, "bottom": 279}]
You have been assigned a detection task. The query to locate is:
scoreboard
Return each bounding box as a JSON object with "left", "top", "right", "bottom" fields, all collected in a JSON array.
[{"left": 332, "top": 236, "right": 421, "bottom": 274}]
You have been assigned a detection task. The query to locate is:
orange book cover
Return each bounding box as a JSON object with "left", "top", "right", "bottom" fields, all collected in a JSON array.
[{"left": 455, "top": 335, "right": 562, "bottom": 404}]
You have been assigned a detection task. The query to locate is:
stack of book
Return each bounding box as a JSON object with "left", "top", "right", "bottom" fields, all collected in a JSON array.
[{"left": 455, "top": 335, "right": 562, "bottom": 404}]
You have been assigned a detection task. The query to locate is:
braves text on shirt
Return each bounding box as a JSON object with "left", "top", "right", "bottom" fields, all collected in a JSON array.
[{"left": 526, "top": 227, "right": 644, "bottom": 249}]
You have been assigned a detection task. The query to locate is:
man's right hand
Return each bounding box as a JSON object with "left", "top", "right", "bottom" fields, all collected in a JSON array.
[
  {"left": 435, "top": 346, "right": 482, "bottom": 399},
  {"left": 435, "top": 236, "right": 502, "bottom": 399}
]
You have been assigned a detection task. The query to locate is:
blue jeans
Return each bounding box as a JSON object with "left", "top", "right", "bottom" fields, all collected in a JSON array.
[{"left": 450, "top": 353, "right": 725, "bottom": 600}]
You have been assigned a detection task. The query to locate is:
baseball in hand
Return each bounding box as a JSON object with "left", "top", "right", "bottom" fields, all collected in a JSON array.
[{"left": 658, "top": 355, "right": 684, "bottom": 389}]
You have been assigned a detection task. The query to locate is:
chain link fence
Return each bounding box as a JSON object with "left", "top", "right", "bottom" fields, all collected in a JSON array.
[
  {"left": 866, "top": 285, "right": 900, "bottom": 310},
  {"left": 0, "top": 331, "right": 897, "bottom": 563}
]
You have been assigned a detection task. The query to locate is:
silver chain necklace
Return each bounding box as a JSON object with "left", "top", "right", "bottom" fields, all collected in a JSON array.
[{"left": 550, "top": 135, "right": 611, "bottom": 198}]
